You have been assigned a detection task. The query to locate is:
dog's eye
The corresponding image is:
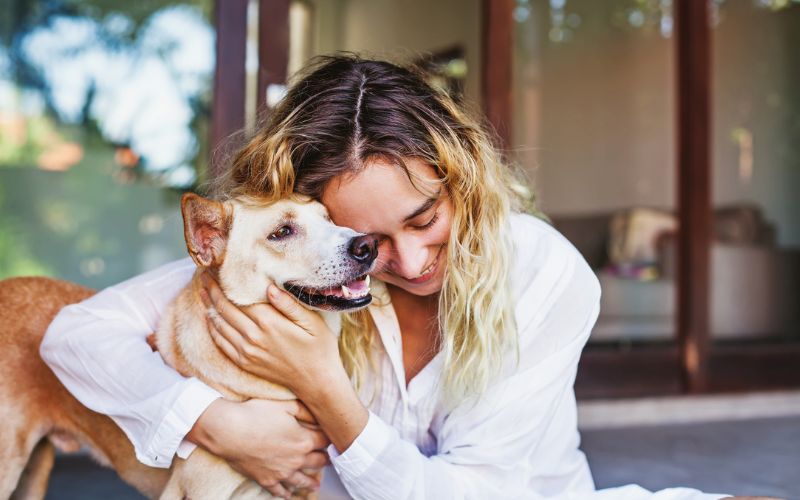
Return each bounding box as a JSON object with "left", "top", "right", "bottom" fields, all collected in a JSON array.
[{"left": 268, "top": 225, "right": 294, "bottom": 241}]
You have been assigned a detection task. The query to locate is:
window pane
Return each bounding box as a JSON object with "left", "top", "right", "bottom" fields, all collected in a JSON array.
[
  {"left": 711, "top": 0, "right": 800, "bottom": 342},
  {"left": 513, "top": 0, "right": 677, "bottom": 344},
  {"left": 294, "top": 0, "right": 479, "bottom": 102},
  {"left": 0, "top": 0, "right": 214, "bottom": 288}
]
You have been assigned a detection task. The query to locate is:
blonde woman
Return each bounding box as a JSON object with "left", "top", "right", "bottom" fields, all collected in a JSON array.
[{"left": 41, "top": 55, "right": 726, "bottom": 499}]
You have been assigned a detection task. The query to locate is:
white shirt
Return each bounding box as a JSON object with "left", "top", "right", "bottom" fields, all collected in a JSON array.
[{"left": 40, "top": 213, "right": 727, "bottom": 499}]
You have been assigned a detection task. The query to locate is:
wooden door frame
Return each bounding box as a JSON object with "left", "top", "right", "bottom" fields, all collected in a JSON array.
[
  {"left": 675, "top": 0, "right": 712, "bottom": 394},
  {"left": 256, "top": 0, "right": 290, "bottom": 123},
  {"left": 209, "top": 0, "right": 248, "bottom": 179},
  {"left": 481, "top": 0, "right": 513, "bottom": 151}
]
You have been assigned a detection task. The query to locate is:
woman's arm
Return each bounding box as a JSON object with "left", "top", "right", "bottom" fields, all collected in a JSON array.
[
  {"left": 40, "top": 258, "right": 220, "bottom": 467},
  {"left": 40, "top": 259, "right": 329, "bottom": 498}
]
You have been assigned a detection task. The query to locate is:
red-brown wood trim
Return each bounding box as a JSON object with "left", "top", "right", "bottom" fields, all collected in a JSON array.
[
  {"left": 675, "top": 0, "right": 712, "bottom": 393},
  {"left": 576, "top": 342, "right": 800, "bottom": 400},
  {"left": 706, "top": 343, "right": 800, "bottom": 393},
  {"left": 210, "top": 0, "right": 248, "bottom": 179},
  {"left": 480, "top": 0, "right": 513, "bottom": 151},
  {"left": 576, "top": 346, "right": 682, "bottom": 400},
  {"left": 257, "top": 0, "right": 290, "bottom": 123}
]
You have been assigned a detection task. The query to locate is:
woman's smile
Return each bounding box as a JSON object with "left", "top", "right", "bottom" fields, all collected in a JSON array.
[{"left": 397, "top": 243, "right": 445, "bottom": 285}]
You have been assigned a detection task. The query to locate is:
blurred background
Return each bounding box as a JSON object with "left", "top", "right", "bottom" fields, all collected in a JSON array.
[{"left": 1, "top": 0, "right": 798, "bottom": 498}]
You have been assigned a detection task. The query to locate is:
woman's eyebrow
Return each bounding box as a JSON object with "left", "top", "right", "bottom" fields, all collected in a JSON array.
[{"left": 402, "top": 190, "right": 441, "bottom": 222}]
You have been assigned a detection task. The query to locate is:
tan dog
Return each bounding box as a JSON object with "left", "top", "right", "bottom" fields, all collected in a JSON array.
[{"left": 0, "top": 193, "right": 377, "bottom": 499}]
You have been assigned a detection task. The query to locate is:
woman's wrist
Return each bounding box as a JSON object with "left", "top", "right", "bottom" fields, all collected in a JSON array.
[
  {"left": 302, "top": 367, "right": 369, "bottom": 453},
  {"left": 185, "top": 397, "right": 234, "bottom": 456},
  {"left": 186, "top": 368, "right": 367, "bottom": 456}
]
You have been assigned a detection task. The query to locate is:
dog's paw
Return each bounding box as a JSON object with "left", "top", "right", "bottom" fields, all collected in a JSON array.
[{"left": 230, "top": 479, "right": 276, "bottom": 500}]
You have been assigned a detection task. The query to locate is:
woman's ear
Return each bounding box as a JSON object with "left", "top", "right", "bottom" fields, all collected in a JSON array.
[{"left": 181, "top": 193, "right": 232, "bottom": 268}]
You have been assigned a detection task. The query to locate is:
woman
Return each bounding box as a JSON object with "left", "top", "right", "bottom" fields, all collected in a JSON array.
[{"left": 41, "top": 55, "right": 726, "bottom": 499}]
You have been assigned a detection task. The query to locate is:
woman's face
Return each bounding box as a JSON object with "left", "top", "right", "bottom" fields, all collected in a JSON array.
[{"left": 320, "top": 157, "right": 453, "bottom": 297}]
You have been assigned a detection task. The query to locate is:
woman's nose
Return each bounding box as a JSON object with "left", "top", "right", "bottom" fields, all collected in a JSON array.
[{"left": 385, "top": 237, "right": 428, "bottom": 278}]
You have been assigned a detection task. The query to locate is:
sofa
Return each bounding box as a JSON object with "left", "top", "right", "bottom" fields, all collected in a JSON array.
[{"left": 550, "top": 204, "right": 800, "bottom": 342}]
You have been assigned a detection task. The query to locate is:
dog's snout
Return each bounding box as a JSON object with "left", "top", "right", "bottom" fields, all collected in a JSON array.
[{"left": 348, "top": 235, "right": 378, "bottom": 264}]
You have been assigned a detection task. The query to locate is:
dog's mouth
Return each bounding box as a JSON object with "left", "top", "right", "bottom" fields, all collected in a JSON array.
[{"left": 284, "top": 275, "right": 372, "bottom": 311}]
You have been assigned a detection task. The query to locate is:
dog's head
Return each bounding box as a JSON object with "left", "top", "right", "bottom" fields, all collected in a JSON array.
[{"left": 181, "top": 193, "right": 377, "bottom": 312}]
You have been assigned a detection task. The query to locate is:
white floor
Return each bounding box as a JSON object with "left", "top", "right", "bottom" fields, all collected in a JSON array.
[{"left": 578, "top": 390, "right": 800, "bottom": 430}]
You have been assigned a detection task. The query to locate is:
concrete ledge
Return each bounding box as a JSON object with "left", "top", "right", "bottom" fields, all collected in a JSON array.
[{"left": 577, "top": 390, "right": 800, "bottom": 430}]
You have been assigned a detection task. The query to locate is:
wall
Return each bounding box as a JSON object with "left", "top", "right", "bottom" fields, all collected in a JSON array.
[{"left": 307, "top": 0, "right": 482, "bottom": 105}]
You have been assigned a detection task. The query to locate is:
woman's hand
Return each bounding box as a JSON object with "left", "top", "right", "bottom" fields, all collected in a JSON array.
[
  {"left": 187, "top": 398, "right": 330, "bottom": 499},
  {"left": 199, "top": 272, "right": 342, "bottom": 397},
  {"left": 199, "top": 271, "right": 370, "bottom": 453}
]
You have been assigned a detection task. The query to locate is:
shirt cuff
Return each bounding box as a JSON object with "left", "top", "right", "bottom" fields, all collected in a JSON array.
[
  {"left": 176, "top": 439, "right": 198, "bottom": 459},
  {"left": 139, "top": 377, "right": 222, "bottom": 468},
  {"left": 328, "top": 411, "right": 396, "bottom": 478}
]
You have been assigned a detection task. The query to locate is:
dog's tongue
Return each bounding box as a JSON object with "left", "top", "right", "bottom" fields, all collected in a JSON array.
[
  {"left": 310, "top": 276, "right": 370, "bottom": 299},
  {"left": 345, "top": 278, "right": 369, "bottom": 294}
]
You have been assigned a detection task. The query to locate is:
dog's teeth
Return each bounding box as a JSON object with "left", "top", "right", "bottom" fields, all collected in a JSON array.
[
  {"left": 342, "top": 285, "right": 352, "bottom": 299},
  {"left": 365, "top": 275, "right": 370, "bottom": 287}
]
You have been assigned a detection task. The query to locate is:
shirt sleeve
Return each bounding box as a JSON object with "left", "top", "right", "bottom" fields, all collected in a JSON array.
[
  {"left": 39, "top": 258, "right": 222, "bottom": 468},
  {"left": 328, "top": 224, "right": 727, "bottom": 500}
]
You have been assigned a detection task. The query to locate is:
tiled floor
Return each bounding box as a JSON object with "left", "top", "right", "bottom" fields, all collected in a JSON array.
[
  {"left": 43, "top": 416, "right": 798, "bottom": 499},
  {"left": 581, "top": 416, "right": 798, "bottom": 499}
]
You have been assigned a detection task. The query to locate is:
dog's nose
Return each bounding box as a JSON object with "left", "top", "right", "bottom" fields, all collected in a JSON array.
[{"left": 348, "top": 235, "right": 378, "bottom": 264}]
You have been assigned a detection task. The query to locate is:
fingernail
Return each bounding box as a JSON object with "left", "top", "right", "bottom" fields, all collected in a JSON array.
[{"left": 268, "top": 284, "right": 279, "bottom": 299}]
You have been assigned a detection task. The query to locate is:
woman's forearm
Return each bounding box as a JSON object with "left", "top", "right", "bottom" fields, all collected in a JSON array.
[
  {"left": 300, "top": 366, "right": 369, "bottom": 453},
  {"left": 39, "top": 259, "right": 217, "bottom": 468},
  {"left": 184, "top": 397, "right": 332, "bottom": 497}
]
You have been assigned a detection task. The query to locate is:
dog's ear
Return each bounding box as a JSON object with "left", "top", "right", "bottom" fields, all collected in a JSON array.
[{"left": 181, "top": 193, "right": 231, "bottom": 268}]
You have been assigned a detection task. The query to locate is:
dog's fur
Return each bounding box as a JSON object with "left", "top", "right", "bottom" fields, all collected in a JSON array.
[{"left": 0, "top": 193, "right": 375, "bottom": 499}]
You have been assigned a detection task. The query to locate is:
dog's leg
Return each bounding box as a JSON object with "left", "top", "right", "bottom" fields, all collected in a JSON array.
[
  {"left": 0, "top": 415, "right": 40, "bottom": 500},
  {"left": 9, "top": 439, "right": 55, "bottom": 500},
  {"left": 157, "top": 472, "right": 184, "bottom": 500},
  {"left": 66, "top": 408, "right": 171, "bottom": 499},
  {"left": 161, "top": 449, "right": 275, "bottom": 500}
]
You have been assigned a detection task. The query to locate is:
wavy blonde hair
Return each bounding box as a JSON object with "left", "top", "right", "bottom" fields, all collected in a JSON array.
[{"left": 214, "top": 54, "right": 544, "bottom": 403}]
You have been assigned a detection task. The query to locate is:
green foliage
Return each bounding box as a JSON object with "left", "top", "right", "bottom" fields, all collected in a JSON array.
[
  {"left": 0, "top": 218, "right": 54, "bottom": 278},
  {"left": 0, "top": 183, "right": 53, "bottom": 278},
  {"left": 0, "top": 115, "right": 64, "bottom": 168}
]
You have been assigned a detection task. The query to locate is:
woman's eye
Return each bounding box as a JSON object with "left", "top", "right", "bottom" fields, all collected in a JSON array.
[
  {"left": 412, "top": 212, "right": 439, "bottom": 230},
  {"left": 268, "top": 225, "right": 294, "bottom": 240}
]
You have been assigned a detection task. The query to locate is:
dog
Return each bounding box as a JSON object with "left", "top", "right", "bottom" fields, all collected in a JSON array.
[{"left": 0, "top": 192, "right": 377, "bottom": 499}]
